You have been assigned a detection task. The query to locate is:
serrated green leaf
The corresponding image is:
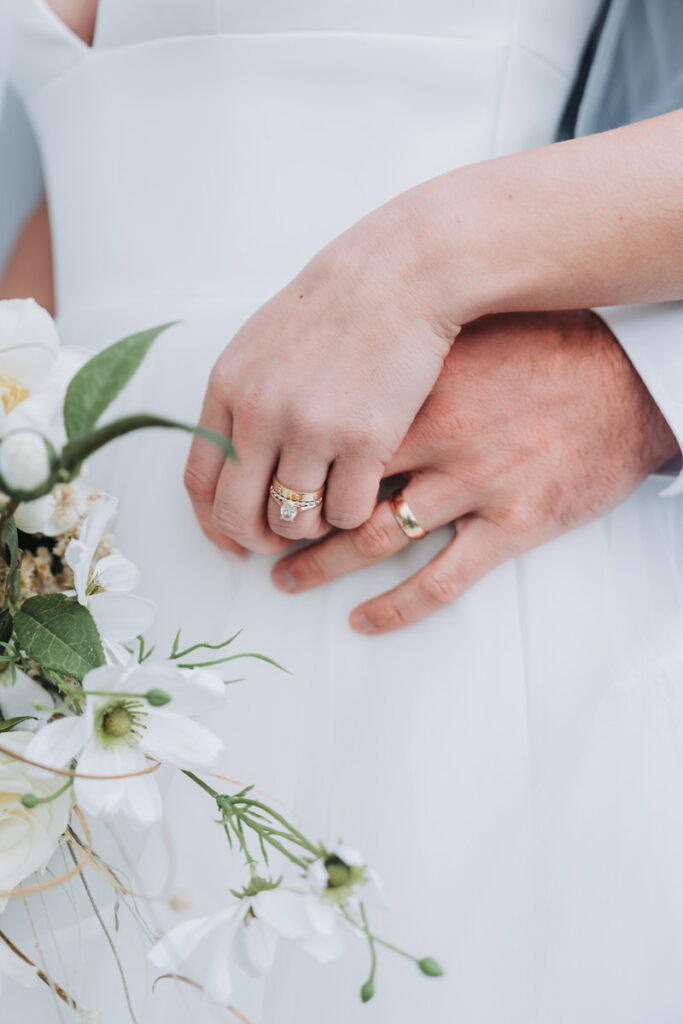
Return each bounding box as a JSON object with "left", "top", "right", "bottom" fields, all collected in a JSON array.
[
  {"left": 14, "top": 594, "right": 105, "bottom": 681},
  {"left": 63, "top": 323, "right": 177, "bottom": 440},
  {"left": 0, "top": 716, "right": 36, "bottom": 733}
]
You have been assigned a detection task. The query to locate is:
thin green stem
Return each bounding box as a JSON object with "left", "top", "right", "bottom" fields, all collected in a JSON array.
[{"left": 21, "top": 777, "right": 73, "bottom": 808}]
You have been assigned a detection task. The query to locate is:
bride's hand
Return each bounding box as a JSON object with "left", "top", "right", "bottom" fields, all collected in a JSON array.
[
  {"left": 270, "top": 311, "right": 679, "bottom": 633},
  {"left": 183, "top": 200, "right": 460, "bottom": 553}
]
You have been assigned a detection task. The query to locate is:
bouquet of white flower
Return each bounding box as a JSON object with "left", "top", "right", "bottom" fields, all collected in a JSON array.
[{"left": 0, "top": 300, "right": 441, "bottom": 1018}]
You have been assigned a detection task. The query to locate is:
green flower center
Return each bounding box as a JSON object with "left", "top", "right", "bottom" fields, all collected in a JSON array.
[
  {"left": 323, "top": 855, "right": 367, "bottom": 903},
  {"left": 102, "top": 706, "right": 133, "bottom": 738},
  {"left": 96, "top": 699, "right": 146, "bottom": 747}
]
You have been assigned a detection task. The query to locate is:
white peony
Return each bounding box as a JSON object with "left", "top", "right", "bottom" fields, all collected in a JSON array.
[
  {"left": 0, "top": 298, "right": 91, "bottom": 534},
  {"left": 0, "top": 731, "right": 72, "bottom": 895}
]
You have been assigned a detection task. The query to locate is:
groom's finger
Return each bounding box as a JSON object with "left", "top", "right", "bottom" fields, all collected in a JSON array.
[
  {"left": 348, "top": 516, "right": 509, "bottom": 634},
  {"left": 271, "top": 471, "right": 468, "bottom": 593}
]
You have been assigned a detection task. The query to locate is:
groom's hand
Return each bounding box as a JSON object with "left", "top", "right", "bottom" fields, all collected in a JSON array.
[{"left": 271, "top": 311, "right": 679, "bottom": 633}]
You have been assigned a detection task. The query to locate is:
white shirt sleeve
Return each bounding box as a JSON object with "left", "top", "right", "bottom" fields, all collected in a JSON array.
[{"left": 596, "top": 303, "right": 683, "bottom": 498}]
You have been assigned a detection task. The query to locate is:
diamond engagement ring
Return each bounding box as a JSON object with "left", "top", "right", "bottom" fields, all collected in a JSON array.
[{"left": 269, "top": 476, "right": 325, "bottom": 522}]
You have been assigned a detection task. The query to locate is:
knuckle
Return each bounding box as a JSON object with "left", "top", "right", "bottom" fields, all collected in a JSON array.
[
  {"left": 212, "top": 504, "right": 246, "bottom": 539},
  {"left": 422, "top": 567, "right": 460, "bottom": 606},
  {"left": 183, "top": 465, "right": 215, "bottom": 504},
  {"left": 349, "top": 517, "right": 394, "bottom": 557},
  {"left": 378, "top": 602, "right": 410, "bottom": 631},
  {"left": 208, "top": 358, "right": 233, "bottom": 398},
  {"left": 293, "top": 548, "right": 327, "bottom": 585},
  {"left": 325, "top": 507, "right": 367, "bottom": 531}
]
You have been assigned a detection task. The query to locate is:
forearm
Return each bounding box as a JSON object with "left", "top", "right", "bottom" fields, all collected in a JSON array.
[
  {"left": 0, "top": 197, "right": 54, "bottom": 314},
  {"left": 395, "top": 109, "right": 683, "bottom": 331}
]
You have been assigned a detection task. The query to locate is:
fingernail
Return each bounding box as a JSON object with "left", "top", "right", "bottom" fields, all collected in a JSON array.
[
  {"left": 272, "top": 566, "right": 298, "bottom": 593},
  {"left": 350, "top": 612, "right": 376, "bottom": 635}
]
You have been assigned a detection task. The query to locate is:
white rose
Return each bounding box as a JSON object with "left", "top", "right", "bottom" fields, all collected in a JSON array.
[
  {"left": 0, "top": 429, "right": 56, "bottom": 499},
  {"left": 0, "top": 298, "right": 93, "bottom": 534},
  {"left": 0, "top": 731, "right": 72, "bottom": 894}
]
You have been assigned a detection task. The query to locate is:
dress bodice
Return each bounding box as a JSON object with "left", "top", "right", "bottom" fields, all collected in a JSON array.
[{"left": 6, "top": 0, "right": 602, "bottom": 318}]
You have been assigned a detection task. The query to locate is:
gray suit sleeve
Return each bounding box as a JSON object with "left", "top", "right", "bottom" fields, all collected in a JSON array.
[{"left": 573, "top": 0, "right": 683, "bottom": 494}]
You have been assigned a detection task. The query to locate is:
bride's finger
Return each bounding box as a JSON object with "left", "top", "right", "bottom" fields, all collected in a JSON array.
[
  {"left": 184, "top": 388, "right": 244, "bottom": 554},
  {"left": 349, "top": 516, "right": 509, "bottom": 634},
  {"left": 267, "top": 452, "right": 330, "bottom": 540},
  {"left": 271, "top": 471, "right": 469, "bottom": 593},
  {"left": 212, "top": 415, "right": 288, "bottom": 554}
]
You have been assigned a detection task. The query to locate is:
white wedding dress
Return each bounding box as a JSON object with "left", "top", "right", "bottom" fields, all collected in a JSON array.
[{"left": 5, "top": 2, "right": 683, "bottom": 1022}]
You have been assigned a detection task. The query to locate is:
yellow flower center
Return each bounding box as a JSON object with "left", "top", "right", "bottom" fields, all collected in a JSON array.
[{"left": 0, "top": 374, "right": 30, "bottom": 415}]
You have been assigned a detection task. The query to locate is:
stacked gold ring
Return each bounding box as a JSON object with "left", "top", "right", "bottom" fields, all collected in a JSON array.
[{"left": 270, "top": 476, "right": 325, "bottom": 522}]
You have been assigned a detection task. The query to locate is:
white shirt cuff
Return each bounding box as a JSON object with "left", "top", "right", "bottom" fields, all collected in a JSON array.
[{"left": 596, "top": 303, "right": 683, "bottom": 498}]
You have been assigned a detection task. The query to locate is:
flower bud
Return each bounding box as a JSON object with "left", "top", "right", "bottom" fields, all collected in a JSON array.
[
  {"left": 418, "top": 957, "right": 444, "bottom": 977},
  {"left": 145, "top": 688, "right": 172, "bottom": 706},
  {"left": 360, "top": 980, "right": 375, "bottom": 1003},
  {"left": 20, "top": 792, "right": 39, "bottom": 808},
  {"left": 0, "top": 429, "right": 57, "bottom": 502}
]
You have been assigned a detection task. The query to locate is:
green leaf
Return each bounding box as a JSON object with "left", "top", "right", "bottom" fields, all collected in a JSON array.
[
  {"left": 2, "top": 517, "right": 19, "bottom": 605},
  {"left": 63, "top": 323, "right": 177, "bottom": 440},
  {"left": 0, "top": 608, "right": 13, "bottom": 645},
  {"left": 60, "top": 414, "right": 234, "bottom": 474},
  {"left": 14, "top": 594, "right": 105, "bottom": 681},
  {"left": 0, "top": 715, "right": 37, "bottom": 733}
]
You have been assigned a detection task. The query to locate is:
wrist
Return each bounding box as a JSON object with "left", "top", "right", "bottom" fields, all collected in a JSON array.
[{"left": 387, "top": 164, "right": 526, "bottom": 335}]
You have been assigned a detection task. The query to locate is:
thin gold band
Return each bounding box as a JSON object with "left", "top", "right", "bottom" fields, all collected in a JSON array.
[{"left": 388, "top": 489, "right": 428, "bottom": 541}]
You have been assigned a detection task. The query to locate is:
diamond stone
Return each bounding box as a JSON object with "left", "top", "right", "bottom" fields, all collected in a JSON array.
[{"left": 280, "top": 500, "right": 298, "bottom": 522}]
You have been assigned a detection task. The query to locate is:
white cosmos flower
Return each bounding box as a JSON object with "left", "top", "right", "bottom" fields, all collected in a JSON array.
[
  {"left": 300, "top": 844, "right": 384, "bottom": 963},
  {"left": 65, "top": 494, "right": 156, "bottom": 645},
  {"left": 0, "top": 299, "right": 91, "bottom": 534},
  {"left": 149, "top": 884, "right": 312, "bottom": 1005},
  {"left": 25, "top": 661, "right": 226, "bottom": 829}
]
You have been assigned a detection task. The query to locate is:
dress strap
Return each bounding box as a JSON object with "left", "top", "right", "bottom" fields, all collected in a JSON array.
[{"left": 5, "top": 0, "right": 89, "bottom": 104}]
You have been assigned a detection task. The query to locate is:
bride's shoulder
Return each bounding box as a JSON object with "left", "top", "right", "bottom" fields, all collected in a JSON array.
[{"left": 47, "top": 0, "right": 97, "bottom": 44}]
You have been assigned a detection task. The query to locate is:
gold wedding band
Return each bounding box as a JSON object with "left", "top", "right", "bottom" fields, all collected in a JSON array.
[
  {"left": 389, "top": 489, "right": 428, "bottom": 541},
  {"left": 270, "top": 475, "right": 325, "bottom": 523}
]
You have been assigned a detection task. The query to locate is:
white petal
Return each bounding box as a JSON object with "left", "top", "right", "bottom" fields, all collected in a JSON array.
[
  {"left": 333, "top": 843, "right": 365, "bottom": 868},
  {"left": 89, "top": 591, "right": 156, "bottom": 642},
  {"left": 81, "top": 663, "right": 127, "bottom": 694},
  {"left": 64, "top": 538, "right": 91, "bottom": 605},
  {"left": 94, "top": 553, "right": 140, "bottom": 594},
  {"left": 74, "top": 740, "right": 161, "bottom": 827},
  {"left": 304, "top": 892, "right": 337, "bottom": 936},
  {"left": 149, "top": 913, "right": 229, "bottom": 972},
  {"left": 25, "top": 712, "right": 93, "bottom": 778},
  {"left": 132, "top": 662, "right": 223, "bottom": 716},
  {"left": 232, "top": 913, "right": 277, "bottom": 978},
  {"left": 14, "top": 494, "right": 57, "bottom": 536},
  {"left": 306, "top": 858, "right": 328, "bottom": 896},
  {"left": 79, "top": 495, "right": 117, "bottom": 564},
  {"left": 252, "top": 888, "right": 312, "bottom": 941},
  {"left": 0, "top": 668, "right": 50, "bottom": 728},
  {"left": 176, "top": 668, "right": 227, "bottom": 715},
  {"left": 0, "top": 299, "right": 59, "bottom": 387},
  {"left": 139, "top": 711, "right": 223, "bottom": 770}
]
